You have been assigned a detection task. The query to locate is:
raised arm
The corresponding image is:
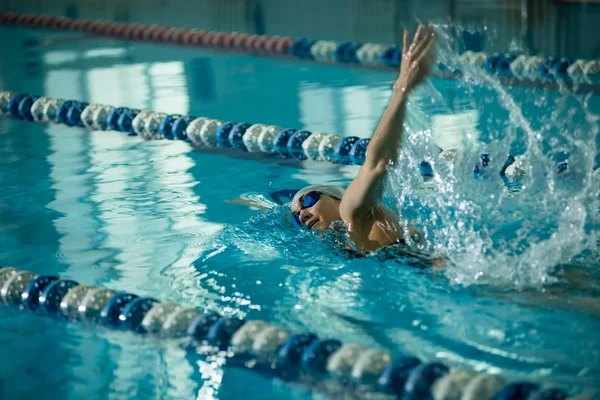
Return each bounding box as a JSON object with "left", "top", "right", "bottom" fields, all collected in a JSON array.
[{"left": 339, "top": 25, "right": 436, "bottom": 249}]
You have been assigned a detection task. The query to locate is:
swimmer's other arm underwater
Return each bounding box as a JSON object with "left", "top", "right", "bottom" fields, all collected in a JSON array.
[{"left": 291, "top": 25, "right": 437, "bottom": 252}]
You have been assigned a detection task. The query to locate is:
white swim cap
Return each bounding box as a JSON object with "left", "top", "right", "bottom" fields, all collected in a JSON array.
[{"left": 291, "top": 184, "right": 346, "bottom": 210}]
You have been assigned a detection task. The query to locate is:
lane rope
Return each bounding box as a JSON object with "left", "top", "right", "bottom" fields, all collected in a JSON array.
[
  {"left": 2, "top": 90, "right": 590, "bottom": 185},
  {"left": 1, "top": 11, "right": 599, "bottom": 87},
  {"left": 1, "top": 264, "right": 589, "bottom": 400},
  {"left": 0, "top": 90, "right": 370, "bottom": 165}
]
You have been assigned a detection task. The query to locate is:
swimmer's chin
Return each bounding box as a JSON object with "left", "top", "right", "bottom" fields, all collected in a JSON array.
[{"left": 312, "top": 220, "right": 342, "bottom": 232}]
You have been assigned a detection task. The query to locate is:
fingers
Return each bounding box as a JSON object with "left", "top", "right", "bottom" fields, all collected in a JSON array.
[
  {"left": 415, "top": 33, "right": 436, "bottom": 65},
  {"left": 408, "top": 24, "right": 424, "bottom": 54},
  {"left": 403, "top": 29, "right": 409, "bottom": 56},
  {"left": 413, "top": 24, "right": 425, "bottom": 45},
  {"left": 412, "top": 25, "right": 436, "bottom": 60}
]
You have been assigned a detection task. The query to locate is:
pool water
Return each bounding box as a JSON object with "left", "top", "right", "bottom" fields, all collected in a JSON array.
[{"left": 1, "top": 26, "right": 600, "bottom": 399}]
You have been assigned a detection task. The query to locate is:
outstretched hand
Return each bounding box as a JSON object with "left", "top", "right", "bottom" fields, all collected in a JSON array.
[{"left": 393, "top": 24, "right": 436, "bottom": 95}]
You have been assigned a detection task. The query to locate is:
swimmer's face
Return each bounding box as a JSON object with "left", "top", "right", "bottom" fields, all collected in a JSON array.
[{"left": 292, "top": 192, "right": 342, "bottom": 232}]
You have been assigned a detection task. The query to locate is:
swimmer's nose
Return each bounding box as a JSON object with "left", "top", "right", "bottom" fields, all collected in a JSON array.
[{"left": 300, "top": 209, "right": 312, "bottom": 224}]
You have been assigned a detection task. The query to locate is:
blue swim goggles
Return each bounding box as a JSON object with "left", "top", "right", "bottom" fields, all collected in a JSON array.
[{"left": 293, "top": 191, "right": 321, "bottom": 226}]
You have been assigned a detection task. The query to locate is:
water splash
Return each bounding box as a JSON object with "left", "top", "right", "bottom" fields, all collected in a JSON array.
[{"left": 387, "top": 25, "right": 600, "bottom": 289}]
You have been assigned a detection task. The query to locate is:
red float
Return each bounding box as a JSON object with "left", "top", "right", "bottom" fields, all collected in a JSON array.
[
  {"left": 150, "top": 26, "right": 169, "bottom": 42},
  {"left": 70, "top": 19, "right": 87, "bottom": 31},
  {"left": 209, "top": 32, "right": 227, "bottom": 48},
  {"left": 181, "top": 29, "right": 198, "bottom": 46},
  {"left": 79, "top": 20, "right": 94, "bottom": 31},
  {"left": 262, "top": 36, "right": 280, "bottom": 55},
  {"left": 129, "top": 25, "right": 146, "bottom": 40},
  {"left": 18, "top": 14, "right": 34, "bottom": 25},
  {"left": 232, "top": 33, "right": 250, "bottom": 51},
  {"left": 55, "top": 17, "right": 72, "bottom": 29},
  {"left": 106, "top": 23, "right": 124, "bottom": 37},
  {"left": 43, "top": 16, "right": 61, "bottom": 28},
  {"left": 244, "top": 35, "right": 260, "bottom": 53},
  {"left": 87, "top": 20, "right": 104, "bottom": 34},
  {"left": 121, "top": 24, "right": 137, "bottom": 39},
  {"left": 160, "top": 27, "right": 177, "bottom": 43},
  {"left": 169, "top": 28, "right": 188, "bottom": 44},
  {"left": 158, "top": 28, "right": 175, "bottom": 43},
  {"left": 5, "top": 13, "right": 20, "bottom": 25},
  {"left": 122, "top": 23, "right": 136, "bottom": 39},
  {"left": 188, "top": 30, "right": 207, "bottom": 46},
  {"left": 201, "top": 31, "right": 216, "bottom": 47},
  {"left": 252, "top": 35, "right": 269, "bottom": 53},
  {"left": 275, "top": 37, "right": 293, "bottom": 54},
  {"left": 100, "top": 22, "right": 114, "bottom": 36},
  {"left": 30, "top": 15, "right": 47, "bottom": 27},
  {"left": 221, "top": 32, "right": 238, "bottom": 49},
  {"left": 140, "top": 25, "right": 159, "bottom": 41}
]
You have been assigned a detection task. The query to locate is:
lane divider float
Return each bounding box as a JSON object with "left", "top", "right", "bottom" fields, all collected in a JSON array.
[
  {"left": 1, "top": 11, "right": 599, "bottom": 86},
  {"left": 0, "top": 90, "right": 369, "bottom": 165},
  {"left": 1, "top": 265, "right": 589, "bottom": 400}
]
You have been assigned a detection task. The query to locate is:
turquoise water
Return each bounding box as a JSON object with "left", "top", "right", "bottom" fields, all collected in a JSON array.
[{"left": 1, "top": 26, "right": 600, "bottom": 399}]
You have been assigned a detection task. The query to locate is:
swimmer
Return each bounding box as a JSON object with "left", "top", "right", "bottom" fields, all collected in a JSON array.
[{"left": 291, "top": 25, "right": 437, "bottom": 252}]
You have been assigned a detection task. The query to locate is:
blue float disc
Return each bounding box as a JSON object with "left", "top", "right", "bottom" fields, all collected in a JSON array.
[
  {"left": 7, "top": 94, "right": 27, "bottom": 118},
  {"left": 158, "top": 114, "right": 181, "bottom": 139},
  {"left": 228, "top": 122, "right": 251, "bottom": 149},
  {"left": 419, "top": 161, "right": 434, "bottom": 178},
  {"left": 276, "top": 333, "right": 318, "bottom": 378},
  {"left": 119, "top": 297, "right": 159, "bottom": 333},
  {"left": 206, "top": 318, "right": 246, "bottom": 349},
  {"left": 551, "top": 59, "right": 571, "bottom": 75},
  {"left": 18, "top": 95, "right": 40, "bottom": 121},
  {"left": 187, "top": 312, "right": 221, "bottom": 341},
  {"left": 300, "top": 339, "right": 342, "bottom": 377},
  {"left": 349, "top": 138, "right": 369, "bottom": 165},
  {"left": 403, "top": 362, "right": 449, "bottom": 400},
  {"left": 552, "top": 161, "right": 568, "bottom": 175},
  {"left": 56, "top": 100, "right": 75, "bottom": 125},
  {"left": 215, "top": 122, "right": 236, "bottom": 148},
  {"left": 286, "top": 130, "right": 312, "bottom": 159},
  {"left": 100, "top": 292, "right": 139, "bottom": 327},
  {"left": 392, "top": 48, "right": 403, "bottom": 68},
  {"left": 171, "top": 115, "right": 195, "bottom": 141},
  {"left": 66, "top": 102, "right": 89, "bottom": 127},
  {"left": 528, "top": 388, "right": 568, "bottom": 400},
  {"left": 484, "top": 54, "right": 501, "bottom": 74},
  {"left": 106, "top": 107, "right": 127, "bottom": 131},
  {"left": 493, "top": 382, "right": 541, "bottom": 400},
  {"left": 21, "top": 275, "right": 59, "bottom": 310},
  {"left": 334, "top": 41, "right": 352, "bottom": 63},
  {"left": 377, "top": 357, "right": 421, "bottom": 396},
  {"left": 273, "top": 129, "right": 297, "bottom": 157},
  {"left": 381, "top": 46, "right": 401, "bottom": 68},
  {"left": 334, "top": 136, "right": 360, "bottom": 164},
  {"left": 498, "top": 54, "right": 516, "bottom": 76},
  {"left": 334, "top": 41, "right": 362, "bottom": 63},
  {"left": 481, "top": 154, "right": 490, "bottom": 167},
  {"left": 289, "top": 38, "right": 306, "bottom": 58},
  {"left": 118, "top": 109, "right": 140, "bottom": 135},
  {"left": 293, "top": 39, "right": 316, "bottom": 59},
  {"left": 38, "top": 279, "right": 79, "bottom": 315}
]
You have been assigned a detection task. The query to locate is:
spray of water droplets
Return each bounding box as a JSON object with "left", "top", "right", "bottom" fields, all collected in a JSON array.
[{"left": 384, "top": 24, "right": 600, "bottom": 289}]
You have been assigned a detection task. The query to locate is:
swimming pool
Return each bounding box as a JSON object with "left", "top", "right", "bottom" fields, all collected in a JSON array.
[{"left": 1, "top": 23, "right": 599, "bottom": 400}]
